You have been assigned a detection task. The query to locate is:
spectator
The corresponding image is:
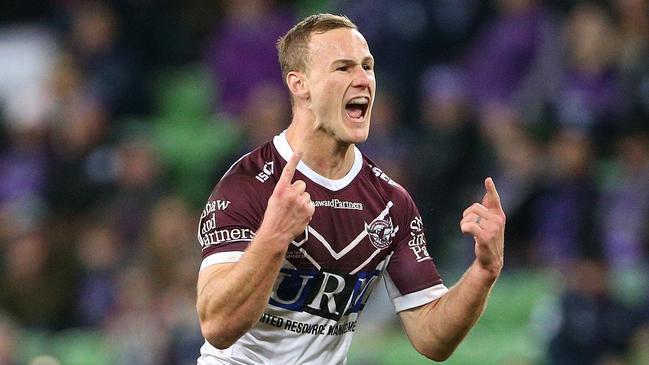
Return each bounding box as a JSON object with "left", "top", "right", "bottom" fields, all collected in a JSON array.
[
  {"left": 0, "top": 228, "right": 77, "bottom": 330},
  {"left": 551, "top": 2, "right": 626, "bottom": 155},
  {"left": 465, "top": 0, "right": 554, "bottom": 111},
  {"left": 408, "top": 65, "right": 488, "bottom": 264},
  {"left": 74, "top": 221, "right": 122, "bottom": 327},
  {"left": 598, "top": 128, "right": 649, "bottom": 270},
  {"left": 531, "top": 128, "right": 600, "bottom": 267},
  {"left": 548, "top": 259, "right": 638, "bottom": 365},
  {"left": 204, "top": 0, "right": 296, "bottom": 118}
]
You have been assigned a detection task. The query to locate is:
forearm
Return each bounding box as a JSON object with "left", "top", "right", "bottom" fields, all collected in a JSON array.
[
  {"left": 197, "top": 231, "right": 289, "bottom": 347},
  {"left": 400, "top": 178, "right": 505, "bottom": 360},
  {"left": 196, "top": 152, "right": 314, "bottom": 348},
  {"left": 404, "top": 261, "right": 498, "bottom": 360}
]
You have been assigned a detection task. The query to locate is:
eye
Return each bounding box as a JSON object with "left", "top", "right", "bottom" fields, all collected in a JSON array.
[
  {"left": 362, "top": 64, "right": 373, "bottom": 71},
  {"left": 336, "top": 66, "right": 349, "bottom": 72}
]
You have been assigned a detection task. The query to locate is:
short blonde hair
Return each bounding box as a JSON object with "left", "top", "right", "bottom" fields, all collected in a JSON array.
[{"left": 276, "top": 14, "right": 357, "bottom": 83}]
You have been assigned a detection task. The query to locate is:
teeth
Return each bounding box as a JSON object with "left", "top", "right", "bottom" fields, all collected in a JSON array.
[{"left": 348, "top": 97, "right": 369, "bottom": 105}]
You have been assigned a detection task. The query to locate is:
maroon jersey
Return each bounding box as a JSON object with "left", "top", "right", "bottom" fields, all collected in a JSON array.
[{"left": 197, "top": 131, "right": 447, "bottom": 364}]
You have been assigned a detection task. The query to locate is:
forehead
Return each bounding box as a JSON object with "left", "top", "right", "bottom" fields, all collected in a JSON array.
[{"left": 307, "top": 28, "right": 371, "bottom": 64}]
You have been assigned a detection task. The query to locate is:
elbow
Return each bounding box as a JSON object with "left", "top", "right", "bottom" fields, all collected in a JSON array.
[
  {"left": 414, "top": 341, "right": 455, "bottom": 362},
  {"left": 198, "top": 311, "right": 256, "bottom": 350},
  {"left": 423, "top": 350, "right": 452, "bottom": 363},
  {"left": 200, "top": 318, "right": 248, "bottom": 350}
]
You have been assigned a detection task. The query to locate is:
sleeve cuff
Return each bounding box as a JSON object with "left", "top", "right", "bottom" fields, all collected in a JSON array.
[
  {"left": 390, "top": 284, "right": 449, "bottom": 312},
  {"left": 199, "top": 251, "right": 244, "bottom": 271},
  {"left": 384, "top": 273, "right": 448, "bottom": 312}
]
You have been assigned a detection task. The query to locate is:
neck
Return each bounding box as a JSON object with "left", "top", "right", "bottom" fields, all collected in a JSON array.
[{"left": 285, "top": 112, "right": 355, "bottom": 180}]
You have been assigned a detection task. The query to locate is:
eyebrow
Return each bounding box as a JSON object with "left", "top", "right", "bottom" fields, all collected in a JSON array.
[{"left": 332, "top": 56, "right": 375, "bottom": 66}]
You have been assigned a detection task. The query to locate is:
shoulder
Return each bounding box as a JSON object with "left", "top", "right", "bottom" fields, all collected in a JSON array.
[
  {"left": 360, "top": 154, "right": 414, "bottom": 208},
  {"left": 214, "top": 142, "right": 279, "bottom": 194}
]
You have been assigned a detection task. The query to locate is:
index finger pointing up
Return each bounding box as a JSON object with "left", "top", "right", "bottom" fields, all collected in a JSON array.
[
  {"left": 483, "top": 177, "right": 503, "bottom": 211},
  {"left": 279, "top": 152, "right": 302, "bottom": 186}
]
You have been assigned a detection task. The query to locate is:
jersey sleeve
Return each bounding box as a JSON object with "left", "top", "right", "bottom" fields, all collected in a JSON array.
[
  {"left": 197, "top": 172, "right": 265, "bottom": 271},
  {"left": 384, "top": 189, "right": 448, "bottom": 312}
]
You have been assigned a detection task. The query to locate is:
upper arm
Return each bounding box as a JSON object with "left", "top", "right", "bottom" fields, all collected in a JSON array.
[
  {"left": 398, "top": 299, "right": 439, "bottom": 342},
  {"left": 197, "top": 263, "right": 236, "bottom": 300},
  {"left": 383, "top": 189, "right": 447, "bottom": 312},
  {"left": 196, "top": 263, "right": 236, "bottom": 322},
  {"left": 398, "top": 299, "right": 451, "bottom": 361},
  {"left": 383, "top": 187, "right": 450, "bottom": 358}
]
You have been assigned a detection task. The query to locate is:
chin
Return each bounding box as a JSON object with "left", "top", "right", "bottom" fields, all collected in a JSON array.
[
  {"left": 338, "top": 116, "right": 371, "bottom": 144},
  {"left": 345, "top": 128, "right": 370, "bottom": 144}
]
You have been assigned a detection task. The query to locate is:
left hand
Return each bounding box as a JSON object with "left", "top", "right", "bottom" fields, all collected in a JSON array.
[{"left": 460, "top": 177, "right": 506, "bottom": 278}]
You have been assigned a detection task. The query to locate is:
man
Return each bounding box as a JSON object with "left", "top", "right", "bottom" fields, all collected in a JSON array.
[{"left": 196, "top": 14, "right": 505, "bottom": 364}]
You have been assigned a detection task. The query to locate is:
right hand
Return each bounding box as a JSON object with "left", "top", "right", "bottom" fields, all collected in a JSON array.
[{"left": 258, "top": 152, "right": 315, "bottom": 245}]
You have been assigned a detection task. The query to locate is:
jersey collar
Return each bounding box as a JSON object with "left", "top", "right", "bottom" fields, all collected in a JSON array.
[{"left": 273, "top": 130, "right": 363, "bottom": 191}]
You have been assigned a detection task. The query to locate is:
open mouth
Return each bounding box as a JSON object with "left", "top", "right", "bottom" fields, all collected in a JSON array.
[{"left": 345, "top": 97, "right": 369, "bottom": 121}]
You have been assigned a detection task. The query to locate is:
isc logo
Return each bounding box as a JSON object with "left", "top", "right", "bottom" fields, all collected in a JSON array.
[
  {"left": 256, "top": 161, "right": 274, "bottom": 183},
  {"left": 269, "top": 268, "right": 380, "bottom": 321}
]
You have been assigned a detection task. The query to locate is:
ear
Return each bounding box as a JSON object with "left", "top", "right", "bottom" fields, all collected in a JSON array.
[{"left": 286, "top": 71, "right": 309, "bottom": 100}]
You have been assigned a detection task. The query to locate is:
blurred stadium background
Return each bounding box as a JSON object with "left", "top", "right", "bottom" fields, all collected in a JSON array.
[{"left": 1, "top": 0, "right": 648, "bottom": 364}]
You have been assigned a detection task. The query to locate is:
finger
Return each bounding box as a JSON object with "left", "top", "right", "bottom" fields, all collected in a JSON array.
[
  {"left": 460, "top": 221, "right": 483, "bottom": 237},
  {"left": 463, "top": 203, "right": 488, "bottom": 218},
  {"left": 301, "top": 192, "right": 311, "bottom": 205},
  {"left": 461, "top": 213, "right": 483, "bottom": 228},
  {"left": 306, "top": 201, "right": 315, "bottom": 218},
  {"left": 291, "top": 180, "right": 306, "bottom": 194},
  {"left": 482, "top": 177, "right": 503, "bottom": 211},
  {"left": 279, "top": 152, "right": 302, "bottom": 187}
]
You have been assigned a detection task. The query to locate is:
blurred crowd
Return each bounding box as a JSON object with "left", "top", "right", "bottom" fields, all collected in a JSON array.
[{"left": 0, "top": 0, "right": 648, "bottom": 364}]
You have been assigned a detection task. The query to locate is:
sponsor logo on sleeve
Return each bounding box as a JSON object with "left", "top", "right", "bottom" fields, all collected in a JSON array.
[
  {"left": 368, "top": 164, "right": 398, "bottom": 186},
  {"left": 199, "top": 227, "right": 256, "bottom": 249},
  {"left": 200, "top": 200, "right": 231, "bottom": 219},
  {"left": 408, "top": 217, "right": 431, "bottom": 262},
  {"left": 198, "top": 199, "right": 240, "bottom": 248}
]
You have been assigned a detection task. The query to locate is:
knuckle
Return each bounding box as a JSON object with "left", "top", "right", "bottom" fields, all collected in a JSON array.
[{"left": 288, "top": 194, "right": 300, "bottom": 205}]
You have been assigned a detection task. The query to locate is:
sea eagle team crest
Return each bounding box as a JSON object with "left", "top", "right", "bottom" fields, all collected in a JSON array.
[{"left": 365, "top": 217, "right": 399, "bottom": 249}]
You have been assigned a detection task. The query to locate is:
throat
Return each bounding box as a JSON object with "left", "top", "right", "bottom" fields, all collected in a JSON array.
[
  {"left": 285, "top": 124, "right": 356, "bottom": 179},
  {"left": 302, "top": 144, "right": 355, "bottom": 180}
]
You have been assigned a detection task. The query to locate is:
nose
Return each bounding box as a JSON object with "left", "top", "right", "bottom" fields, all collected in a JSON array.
[{"left": 351, "top": 66, "right": 371, "bottom": 88}]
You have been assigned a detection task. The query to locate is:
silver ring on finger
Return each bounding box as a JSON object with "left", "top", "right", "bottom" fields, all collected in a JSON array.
[{"left": 475, "top": 216, "right": 481, "bottom": 225}]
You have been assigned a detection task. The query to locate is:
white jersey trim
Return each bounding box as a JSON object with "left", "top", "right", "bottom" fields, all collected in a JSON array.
[
  {"left": 221, "top": 152, "right": 251, "bottom": 182},
  {"left": 385, "top": 273, "right": 448, "bottom": 312},
  {"left": 273, "top": 130, "right": 363, "bottom": 191},
  {"left": 200, "top": 251, "right": 244, "bottom": 271}
]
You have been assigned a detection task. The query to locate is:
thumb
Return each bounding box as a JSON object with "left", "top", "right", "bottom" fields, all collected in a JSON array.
[{"left": 482, "top": 177, "right": 503, "bottom": 211}]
